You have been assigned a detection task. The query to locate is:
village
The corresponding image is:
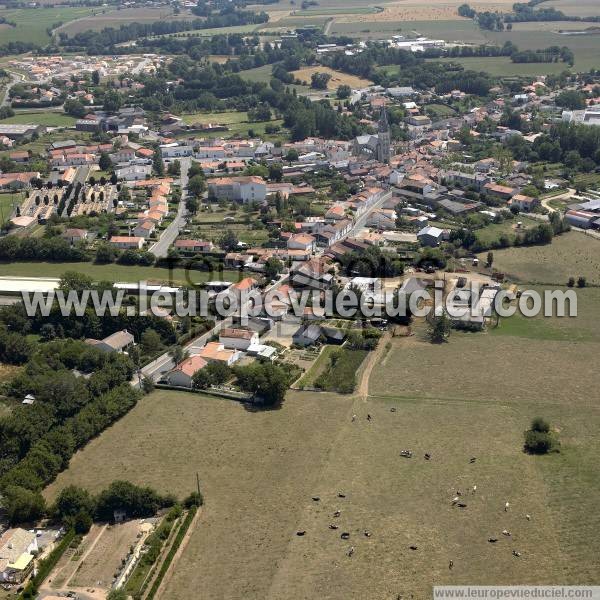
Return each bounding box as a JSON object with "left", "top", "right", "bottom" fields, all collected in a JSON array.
[{"left": 0, "top": 5, "right": 599, "bottom": 596}]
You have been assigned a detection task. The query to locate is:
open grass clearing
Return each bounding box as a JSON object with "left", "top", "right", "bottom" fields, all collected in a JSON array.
[
  {"left": 0, "top": 363, "right": 21, "bottom": 384},
  {"left": 478, "top": 231, "right": 600, "bottom": 285},
  {"left": 291, "top": 66, "right": 373, "bottom": 90},
  {"left": 0, "top": 261, "right": 241, "bottom": 286},
  {"left": 0, "top": 111, "right": 76, "bottom": 127},
  {"left": 543, "top": 0, "right": 600, "bottom": 17},
  {"left": 0, "top": 192, "right": 19, "bottom": 225},
  {"left": 474, "top": 215, "right": 539, "bottom": 245},
  {"left": 147, "top": 23, "right": 261, "bottom": 39},
  {"left": 296, "top": 344, "right": 339, "bottom": 388}
]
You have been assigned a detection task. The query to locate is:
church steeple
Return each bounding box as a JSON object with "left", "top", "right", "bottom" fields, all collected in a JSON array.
[
  {"left": 377, "top": 106, "right": 391, "bottom": 164},
  {"left": 378, "top": 105, "right": 390, "bottom": 133}
]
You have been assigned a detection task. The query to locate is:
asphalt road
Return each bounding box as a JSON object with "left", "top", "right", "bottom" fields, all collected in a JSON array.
[{"left": 149, "top": 157, "right": 190, "bottom": 258}]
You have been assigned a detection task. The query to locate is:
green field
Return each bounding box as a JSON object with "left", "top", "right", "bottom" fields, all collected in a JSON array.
[
  {"left": 0, "top": 192, "right": 19, "bottom": 225},
  {"left": 479, "top": 231, "right": 600, "bottom": 285},
  {"left": 180, "top": 109, "right": 285, "bottom": 141},
  {"left": 544, "top": 0, "right": 600, "bottom": 17},
  {"left": 148, "top": 23, "right": 261, "bottom": 39},
  {"left": 0, "top": 112, "right": 76, "bottom": 127},
  {"left": 474, "top": 215, "right": 539, "bottom": 245},
  {"left": 425, "top": 56, "right": 569, "bottom": 77},
  {"left": 237, "top": 64, "right": 274, "bottom": 84},
  {"left": 56, "top": 6, "right": 194, "bottom": 37},
  {"left": 0, "top": 261, "right": 241, "bottom": 286},
  {"left": 0, "top": 7, "right": 95, "bottom": 43},
  {"left": 330, "top": 18, "right": 483, "bottom": 41}
]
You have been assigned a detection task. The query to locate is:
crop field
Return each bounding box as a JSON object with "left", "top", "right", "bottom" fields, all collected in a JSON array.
[
  {"left": 425, "top": 56, "right": 569, "bottom": 76},
  {"left": 56, "top": 7, "right": 194, "bottom": 36},
  {"left": 0, "top": 261, "right": 240, "bottom": 286},
  {"left": 291, "top": 66, "right": 373, "bottom": 90},
  {"left": 544, "top": 0, "right": 600, "bottom": 17},
  {"left": 0, "top": 7, "right": 95, "bottom": 43},
  {"left": 0, "top": 193, "right": 18, "bottom": 225},
  {"left": 479, "top": 231, "right": 600, "bottom": 285},
  {"left": 0, "top": 111, "right": 77, "bottom": 127}
]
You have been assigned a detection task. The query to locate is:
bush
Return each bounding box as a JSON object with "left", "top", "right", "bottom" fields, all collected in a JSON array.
[
  {"left": 577, "top": 276, "right": 587, "bottom": 288},
  {"left": 531, "top": 416, "right": 550, "bottom": 433},
  {"left": 524, "top": 417, "right": 558, "bottom": 454}
]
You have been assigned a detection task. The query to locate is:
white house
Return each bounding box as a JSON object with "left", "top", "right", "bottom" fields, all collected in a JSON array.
[
  {"left": 0, "top": 529, "right": 38, "bottom": 584},
  {"left": 166, "top": 355, "right": 208, "bottom": 388},
  {"left": 116, "top": 164, "right": 152, "bottom": 181},
  {"left": 109, "top": 235, "right": 144, "bottom": 250},
  {"left": 85, "top": 329, "right": 135, "bottom": 353},
  {"left": 197, "top": 342, "right": 241, "bottom": 366},
  {"left": 219, "top": 328, "right": 259, "bottom": 351},
  {"left": 287, "top": 233, "right": 316, "bottom": 253},
  {"left": 160, "top": 144, "right": 193, "bottom": 159},
  {"left": 207, "top": 176, "right": 267, "bottom": 204},
  {"left": 134, "top": 220, "right": 156, "bottom": 239},
  {"left": 417, "top": 225, "right": 445, "bottom": 247}
]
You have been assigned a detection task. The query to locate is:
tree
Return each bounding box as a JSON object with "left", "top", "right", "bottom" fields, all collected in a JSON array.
[
  {"left": 577, "top": 276, "right": 587, "bottom": 288},
  {"left": 95, "top": 243, "right": 117, "bottom": 264},
  {"left": 524, "top": 417, "right": 557, "bottom": 454},
  {"left": 185, "top": 196, "right": 199, "bottom": 214},
  {"left": 168, "top": 159, "right": 181, "bottom": 176},
  {"left": 264, "top": 257, "right": 283, "bottom": 281},
  {"left": 3, "top": 485, "right": 46, "bottom": 524},
  {"left": 486, "top": 251, "right": 494, "bottom": 268},
  {"left": 427, "top": 312, "right": 451, "bottom": 343},
  {"left": 103, "top": 90, "right": 122, "bottom": 113},
  {"left": 188, "top": 173, "right": 206, "bottom": 198},
  {"left": 218, "top": 230, "right": 239, "bottom": 252},
  {"left": 140, "top": 329, "right": 163, "bottom": 354},
  {"left": 64, "top": 98, "right": 87, "bottom": 118},
  {"left": 311, "top": 72, "right": 332, "bottom": 90},
  {"left": 556, "top": 90, "right": 586, "bottom": 110},
  {"left": 92, "top": 70, "right": 100, "bottom": 85},
  {"left": 98, "top": 152, "right": 112, "bottom": 171},
  {"left": 153, "top": 149, "right": 165, "bottom": 177},
  {"left": 234, "top": 362, "right": 289, "bottom": 406},
  {"left": 268, "top": 163, "right": 283, "bottom": 182},
  {"left": 337, "top": 84, "right": 351, "bottom": 99},
  {"left": 169, "top": 345, "right": 187, "bottom": 365},
  {"left": 567, "top": 276, "right": 575, "bottom": 287},
  {"left": 53, "top": 484, "right": 95, "bottom": 520},
  {"left": 285, "top": 149, "right": 299, "bottom": 163}
]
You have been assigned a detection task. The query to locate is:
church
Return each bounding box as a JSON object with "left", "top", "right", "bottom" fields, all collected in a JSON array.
[{"left": 352, "top": 106, "right": 391, "bottom": 164}]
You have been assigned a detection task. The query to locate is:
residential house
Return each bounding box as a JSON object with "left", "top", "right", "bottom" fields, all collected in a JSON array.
[
  {"left": 509, "top": 194, "right": 539, "bottom": 212},
  {"left": 115, "top": 164, "right": 153, "bottom": 181},
  {"left": 287, "top": 233, "right": 316, "bottom": 253},
  {"left": 291, "top": 258, "right": 334, "bottom": 290},
  {"left": 133, "top": 220, "right": 156, "bottom": 239},
  {"left": 0, "top": 529, "right": 38, "bottom": 584},
  {"left": 174, "top": 239, "right": 214, "bottom": 254},
  {"left": 207, "top": 176, "right": 267, "bottom": 204},
  {"left": 166, "top": 355, "right": 208, "bottom": 388},
  {"left": 109, "top": 236, "right": 144, "bottom": 250},
  {"left": 367, "top": 208, "right": 397, "bottom": 230},
  {"left": 85, "top": 329, "right": 135, "bottom": 353},
  {"left": 197, "top": 342, "right": 241, "bottom": 366},
  {"left": 62, "top": 228, "right": 88, "bottom": 244},
  {"left": 483, "top": 183, "right": 515, "bottom": 202},
  {"left": 219, "top": 328, "right": 259, "bottom": 351}
]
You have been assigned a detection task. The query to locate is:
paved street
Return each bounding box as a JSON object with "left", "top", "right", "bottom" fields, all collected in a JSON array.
[{"left": 149, "top": 157, "right": 190, "bottom": 258}]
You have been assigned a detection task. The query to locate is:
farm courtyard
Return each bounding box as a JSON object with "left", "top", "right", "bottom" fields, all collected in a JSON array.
[{"left": 44, "top": 283, "right": 600, "bottom": 598}]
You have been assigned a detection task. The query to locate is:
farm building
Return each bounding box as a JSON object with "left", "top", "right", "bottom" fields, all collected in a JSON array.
[
  {"left": 85, "top": 330, "right": 135, "bottom": 354},
  {"left": 219, "top": 328, "right": 259, "bottom": 351}
]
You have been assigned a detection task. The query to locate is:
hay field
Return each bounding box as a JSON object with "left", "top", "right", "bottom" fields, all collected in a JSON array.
[
  {"left": 291, "top": 66, "right": 373, "bottom": 90},
  {"left": 544, "top": 0, "right": 600, "bottom": 17},
  {"left": 479, "top": 232, "right": 600, "bottom": 285}
]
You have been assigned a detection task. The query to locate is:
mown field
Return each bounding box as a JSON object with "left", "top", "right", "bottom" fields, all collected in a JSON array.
[
  {"left": 479, "top": 231, "right": 600, "bottom": 285},
  {"left": 0, "top": 193, "right": 18, "bottom": 225},
  {"left": 0, "top": 261, "right": 240, "bottom": 286},
  {"left": 0, "top": 6, "right": 95, "bottom": 43},
  {"left": 291, "top": 66, "right": 373, "bottom": 90},
  {"left": 180, "top": 109, "right": 285, "bottom": 140},
  {"left": 425, "top": 56, "right": 569, "bottom": 77},
  {"left": 56, "top": 6, "right": 194, "bottom": 37},
  {"left": 0, "top": 111, "right": 77, "bottom": 127},
  {"left": 544, "top": 0, "right": 600, "bottom": 17}
]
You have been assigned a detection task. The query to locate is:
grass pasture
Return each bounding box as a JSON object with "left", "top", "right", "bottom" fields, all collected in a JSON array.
[
  {"left": 0, "top": 7, "right": 95, "bottom": 44},
  {"left": 0, "top": 261, "right": 240, "bottom": 286},
  {"left": 544, "top": 0, "right": 600, "bottom": 17},
  {"left": 180, "top": 109, "right": 285, "bottom": 140},
  {"left": 0, "top": 192, "right": 19, "bottom": 225},
  {"left": 56, "top": 6, "right": 193, "bottom": 36},
  {"left": 425, "top": 56, "right": 569, "bottom": 76},
  {"left": 480, "top": 231, "right": 600, "bottom": 285},
  {"left": 0, "top": 111, "right": 77, "bottom": 127}
]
